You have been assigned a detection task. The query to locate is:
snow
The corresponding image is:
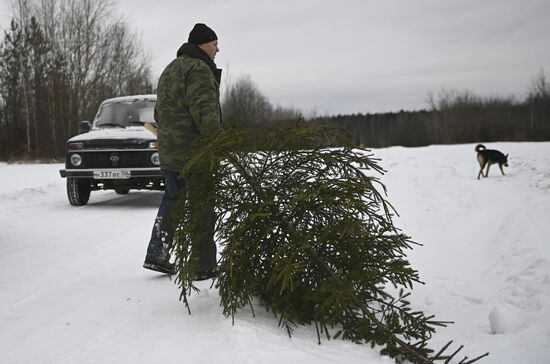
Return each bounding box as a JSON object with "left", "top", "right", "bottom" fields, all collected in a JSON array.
[
  {"left": 1, "top": 142, "right": 549, "bottom": 364},
  {"left": 68, "top": 127, "right": 156, "bottom": 141}
]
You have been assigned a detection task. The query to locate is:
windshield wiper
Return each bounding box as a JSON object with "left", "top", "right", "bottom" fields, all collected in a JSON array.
[{"left": 96, "top": 122, "right": 126, "bottom": 128}]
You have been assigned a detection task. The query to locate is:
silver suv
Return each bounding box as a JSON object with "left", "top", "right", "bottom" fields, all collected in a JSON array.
[{"left": 59, "top": 94, "right": 163, "bottom": 206}]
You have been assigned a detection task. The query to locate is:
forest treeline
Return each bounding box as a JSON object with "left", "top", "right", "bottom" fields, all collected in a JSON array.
[
  {"left": 0, "top": 0, "right": 152, "bottom": 161},
  {"left": 222, "top": 71, "right": 550, "bottom": 149},
  {"left": 315, "top": 82, "right": 550, "bottom": 148},
  {"left": 1, "top": 1, "right": 549, "bottom": 161}
]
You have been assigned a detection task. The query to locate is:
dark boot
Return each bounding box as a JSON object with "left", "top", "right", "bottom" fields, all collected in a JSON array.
[
  {"left": 194, "top": 269, "right": 218, "bottom": 281},
  {"left": 143, "top": 255, "right": 176, "bottom": 275}
]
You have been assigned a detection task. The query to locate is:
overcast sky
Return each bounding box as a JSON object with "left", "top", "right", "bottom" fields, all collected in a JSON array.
[{"left": 3, "top": 0, "right": 550, "bottom": 115}]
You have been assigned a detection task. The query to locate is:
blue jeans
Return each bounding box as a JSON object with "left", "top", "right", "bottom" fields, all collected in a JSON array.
[{"left": 145, "top": 170, "right": 217, "bottom": 272}]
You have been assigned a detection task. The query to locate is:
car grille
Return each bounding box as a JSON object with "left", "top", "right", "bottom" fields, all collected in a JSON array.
[
  {"left": 80, "top": 151, "right": 151, "bottom": 168},
  {"left": 84, "top": 139, "right": 151, "bottom": 149}
]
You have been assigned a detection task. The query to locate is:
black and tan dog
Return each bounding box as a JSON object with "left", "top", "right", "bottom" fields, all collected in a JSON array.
[{"left": 475, "top": 144, "right": 509, "bottom": 179}]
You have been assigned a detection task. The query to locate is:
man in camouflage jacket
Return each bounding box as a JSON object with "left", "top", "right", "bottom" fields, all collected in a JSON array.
[{"left": 143, "top": 23, "right": 222, "bottom": 279}]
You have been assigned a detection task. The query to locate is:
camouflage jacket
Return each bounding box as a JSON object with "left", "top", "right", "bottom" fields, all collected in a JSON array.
[{"left": 155, "top": 43, "right": 222, "bottom": 172}]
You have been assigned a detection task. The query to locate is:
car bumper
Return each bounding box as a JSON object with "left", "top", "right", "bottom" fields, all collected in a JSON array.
[{"left": 59, "top": 168, "right": 162, "bottom": 178}]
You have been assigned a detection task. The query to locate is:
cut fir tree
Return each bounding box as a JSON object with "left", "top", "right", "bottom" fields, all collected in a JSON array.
[{"left": 170, "top": 122, "right": 489, "bottom": 364}]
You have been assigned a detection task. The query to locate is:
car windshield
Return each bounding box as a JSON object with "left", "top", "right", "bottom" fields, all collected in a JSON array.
[{"left": 94, "top": 99, "right": 156, "bottom": 128}]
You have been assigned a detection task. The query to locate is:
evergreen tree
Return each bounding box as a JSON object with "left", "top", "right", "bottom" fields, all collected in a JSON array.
[
  {"left": 171, "top": 122, "right": 488, "bottom": 364},
  {"left": 0, "top": 20, "right": 24, "bottom": 158}
]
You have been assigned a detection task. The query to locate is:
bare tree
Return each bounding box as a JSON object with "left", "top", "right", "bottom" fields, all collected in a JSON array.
[
  {"left": 0, "top": 0, "right": 152, "bottom": 160},
  {"left": 222, "top": 75, "right": 273, "bottom": 126},
  {"left": 222, "top": 74, "right": 302, "bottom": 126},
  {"left": 528, "top": 69, "right": 550, "bottom": 101},
  {"left": 526, "top": 69, "right": 550, "bottom": 130}
]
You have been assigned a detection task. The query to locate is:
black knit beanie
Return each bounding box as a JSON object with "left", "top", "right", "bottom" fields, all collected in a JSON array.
[{"left": 188, "top": 23, "right": 218, "bottom": 45}]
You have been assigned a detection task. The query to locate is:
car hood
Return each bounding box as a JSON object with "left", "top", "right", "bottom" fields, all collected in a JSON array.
[
  {"left": 67, "top": 127, "right": 156, "bottom": 149},
  {"left": 69, "top": 127, "right": 155, "bottom": 141}
]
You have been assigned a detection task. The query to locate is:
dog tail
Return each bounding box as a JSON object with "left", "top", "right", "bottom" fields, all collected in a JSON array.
[{"left": 475, "top": 144, "right": 486, "bottom": 152}]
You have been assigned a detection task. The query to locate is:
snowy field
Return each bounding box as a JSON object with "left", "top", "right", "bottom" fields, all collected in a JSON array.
[{"left": 1, "top": 142, "right": 549, "bottom": 364}]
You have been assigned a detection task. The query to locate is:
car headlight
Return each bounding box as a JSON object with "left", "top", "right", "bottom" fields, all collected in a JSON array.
[
  {"left": 150, "top": 152, "right": 160, "bottom": 166},
  {"left": 70, "top": 153, "right": 82, "bottom": 167},
  {"left": 148, "top": 141, "right": 158, "bottom": 149}
]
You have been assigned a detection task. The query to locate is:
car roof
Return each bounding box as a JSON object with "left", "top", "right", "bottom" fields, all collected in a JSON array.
[{"left": 100, "top": 94, "right": 157, "bottom": 104}]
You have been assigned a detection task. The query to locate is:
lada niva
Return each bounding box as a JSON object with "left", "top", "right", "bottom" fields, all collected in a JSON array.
[{"left": 59, "top": 94, "right": 163, "bottom": 206}]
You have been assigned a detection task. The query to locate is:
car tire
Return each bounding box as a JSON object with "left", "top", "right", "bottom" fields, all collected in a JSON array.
[
  {"left": 115, "top": 188, "right": 130, "bottom": 194},
  {"left": 67, "top": 178, "right": 91, "bottom": 206}
]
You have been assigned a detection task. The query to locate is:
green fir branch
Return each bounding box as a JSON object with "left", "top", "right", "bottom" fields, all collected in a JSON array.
[{"left": 170, "top": 122, "right": 488, "bottom": 363}]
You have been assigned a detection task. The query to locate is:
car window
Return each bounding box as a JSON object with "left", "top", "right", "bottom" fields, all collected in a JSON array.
[{"left": 94, "top": 100, "right": 156, "bottom": 127}]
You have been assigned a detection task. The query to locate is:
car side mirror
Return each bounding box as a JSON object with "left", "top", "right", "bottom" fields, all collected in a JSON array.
[{"left": 79, "top": 121, "right": 91, "bottom": 133}]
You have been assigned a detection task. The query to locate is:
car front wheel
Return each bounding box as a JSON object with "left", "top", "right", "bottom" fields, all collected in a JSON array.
[{"left": 67, "top": 178, "right": 91, "bottom": 206}]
